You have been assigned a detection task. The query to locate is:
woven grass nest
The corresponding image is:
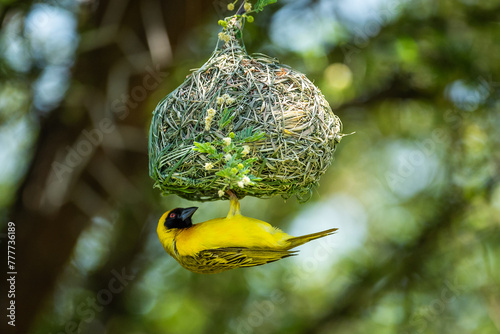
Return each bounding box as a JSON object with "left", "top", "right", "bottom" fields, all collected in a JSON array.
[{"left": 149, "top": 17, "right": 343, "bottom": 202}]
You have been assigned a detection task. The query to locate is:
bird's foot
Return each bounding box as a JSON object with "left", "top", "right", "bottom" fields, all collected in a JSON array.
[{"left": 225, "top": 189, "right": 241, "bottom": 218}]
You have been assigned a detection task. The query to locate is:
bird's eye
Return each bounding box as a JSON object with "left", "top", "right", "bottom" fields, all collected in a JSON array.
[{"left": 169, "top": 213, "right": 176, "bottom": 218}]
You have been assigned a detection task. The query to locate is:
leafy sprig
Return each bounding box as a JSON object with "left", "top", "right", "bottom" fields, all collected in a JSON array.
[
  {"left": 193, "top": 130, "right": 265, "bottom": 194},
  {"left": 222, "top": 0, "right": 278, "bottom": 24},
  {"left": 254, "top": 0, "right": 278, "bottom": 13}
]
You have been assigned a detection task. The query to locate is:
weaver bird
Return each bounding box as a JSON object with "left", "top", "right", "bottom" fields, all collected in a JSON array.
[{"left": 157, "top": 192, "right": 338, "bottom": 274}]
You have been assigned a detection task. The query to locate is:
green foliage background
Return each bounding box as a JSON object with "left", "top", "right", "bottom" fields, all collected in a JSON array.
[{"left": 0, "top": 0, "right": 499, "bottom": 334}]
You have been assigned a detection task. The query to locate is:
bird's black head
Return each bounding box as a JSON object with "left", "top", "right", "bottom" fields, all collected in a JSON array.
[{"left": 164, "top": 207, "right": 198, "bottom": 229}]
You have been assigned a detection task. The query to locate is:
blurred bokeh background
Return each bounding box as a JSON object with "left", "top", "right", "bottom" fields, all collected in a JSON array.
[{"left": 1, "top": 0, "right": 499, "bottom": 333}]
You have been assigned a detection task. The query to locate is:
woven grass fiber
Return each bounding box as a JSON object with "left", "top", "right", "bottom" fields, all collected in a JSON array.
[{"left": 149, "top": 17, "right": 343, "bottom": 202}]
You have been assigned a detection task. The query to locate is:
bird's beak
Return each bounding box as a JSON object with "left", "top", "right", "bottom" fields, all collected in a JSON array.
[{"left": 180, "top": 207, "right": 198, "bottom": 221}]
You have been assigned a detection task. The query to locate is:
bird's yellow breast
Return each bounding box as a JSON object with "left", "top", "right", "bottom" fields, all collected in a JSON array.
[{"left": 175, "top": 214, "right": 291, "bottom": 256}]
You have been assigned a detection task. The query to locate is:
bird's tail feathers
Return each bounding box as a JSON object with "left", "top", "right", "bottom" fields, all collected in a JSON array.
[{"left": 286, "top": 228, "right": 338, "bottom": 249}]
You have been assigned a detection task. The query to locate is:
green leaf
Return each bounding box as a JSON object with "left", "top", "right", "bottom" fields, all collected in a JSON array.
[
  {"left": 193, "top": 142, "right": 211, "bottom": 153},
  {"left": 193, "top": 142, "right": 217, "bottom": 155},
  {"left": 219, "top": 107, "right": 235, "bottom": 129},
  {"left": 211, "top": 152, "right": 224, "bottom": 160},
  {"left": 245, "top": 131, "right": 265, "bottom": 142},
  {"left": 235, "top": 127, "right": 252, "bottom": 141},
  {"left": 243, "top": 158, "right": 258, "bottom": 165},
  {"left": 236, "top": 128, "right": 265, "bottom": 142},
  {"left": 255, "top": 0, "right": 277, "bottom": 12},
  {"left": 216, "top": 169, "right": 234, "bottom": 179}
]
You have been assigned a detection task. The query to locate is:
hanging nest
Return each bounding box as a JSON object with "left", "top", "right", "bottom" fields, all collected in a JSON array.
[{"left": 149, "top": 17, "right": 344, "bottom": 202}]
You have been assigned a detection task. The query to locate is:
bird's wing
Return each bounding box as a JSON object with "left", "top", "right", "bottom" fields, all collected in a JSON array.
[{"left": 183, "top": 247, "right": 297, "bottom": 273}]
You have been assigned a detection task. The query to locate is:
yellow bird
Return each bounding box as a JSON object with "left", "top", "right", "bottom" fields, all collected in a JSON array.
[{"left": 157, "top": 192, "right": 338, "bottom": 274}]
